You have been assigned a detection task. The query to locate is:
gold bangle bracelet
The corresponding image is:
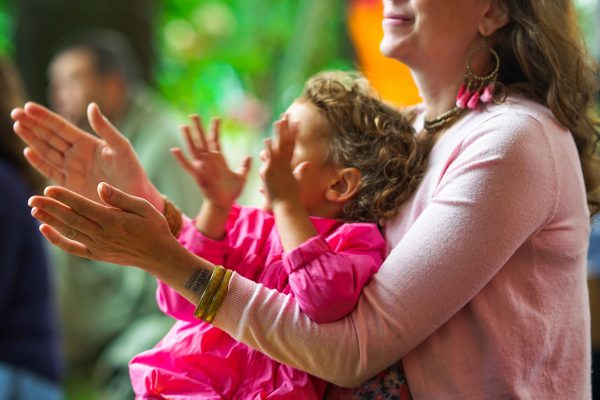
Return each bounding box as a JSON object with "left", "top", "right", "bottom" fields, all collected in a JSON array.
[
  {"left": 203, "top": 269, "right": 233, "bottom": 323},
  {"left": 194, "top": 266, "right": 225, "bottom": 320},
  {"left": 162, "top": 195, "right": 183, "bottom": 237}
]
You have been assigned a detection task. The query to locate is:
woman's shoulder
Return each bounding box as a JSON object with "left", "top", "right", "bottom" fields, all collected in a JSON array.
[{"left": 466, "top": 95, "right": 562, "bottom": 135}]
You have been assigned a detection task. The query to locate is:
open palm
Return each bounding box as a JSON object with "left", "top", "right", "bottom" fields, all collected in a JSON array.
[{"left": 12, "top": 102, "right": 161, "bottom": 208}]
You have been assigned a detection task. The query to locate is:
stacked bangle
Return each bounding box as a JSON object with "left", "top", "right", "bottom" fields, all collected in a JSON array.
[
  {"left": 162, "top": 195, "right": 183, "bottom": 237},
  {"left": 194, "top": 265, "right": 233, "bottom": 323}
]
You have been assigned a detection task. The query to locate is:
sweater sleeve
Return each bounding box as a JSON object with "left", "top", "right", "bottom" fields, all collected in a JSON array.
[
  {"left": 212, "top": 112, "right": 559, "bottom": 387},
  {"left": 282, "top": 224, "right": 384, "bottom": 323}
]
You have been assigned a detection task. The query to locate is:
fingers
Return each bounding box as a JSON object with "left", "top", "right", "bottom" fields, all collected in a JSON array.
[
  {"left": 263, "top": 138, "right": 273, "bottom": 161},
  {"left": 190, "top": 115, "right": 209, "bottom": 151},
  {"left": 209, "top": 118, "right": 222, "bottom": 152},
  {"left": 97, "top": 183, "right": 155, "bottom": 217},
  {"left": 38, "top": 224, "right": 92, "bottom": 259},
  {"left": 87, "top": 103, "right": 130, "bottom": 148},
  {"left": 170, "top": 147, "right": 197, "bottom": 176},
  {"left": 23, "top": 147, "right": 65, "bottom": 185},
  {"left": 13, "top": 112, "right": 71, "bottom": 153},
  {"left": 21, "top": 102, "right": 83, "bottom": 143},
  {"left": 29, "top": 195, "right": 99, "bottom": 244},
  {"left": 273, "top": 116, "right": 296, "bottom": 157},
  {"left": 14, "top": 121, "right": 65, "bottom": 167},
  {"left": 181, "top": 124, "right": 204, "bottom": 160},
  {"left": 43, "top": 185, "right": 108, "bottom": 222}
]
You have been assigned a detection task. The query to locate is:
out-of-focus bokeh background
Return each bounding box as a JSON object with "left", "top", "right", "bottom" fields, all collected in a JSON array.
[{"left": 0, "top": 0, "right": 598, "bottom": 399}]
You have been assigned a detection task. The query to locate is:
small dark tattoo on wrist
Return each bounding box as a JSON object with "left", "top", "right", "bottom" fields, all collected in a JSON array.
[{"left": 185, "top": 269, "right": 211, "bottom": 295}]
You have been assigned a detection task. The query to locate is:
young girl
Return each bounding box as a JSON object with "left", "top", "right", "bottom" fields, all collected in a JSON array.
[{"left": 132, "top": 71, "right": 422, "bottom": 399}]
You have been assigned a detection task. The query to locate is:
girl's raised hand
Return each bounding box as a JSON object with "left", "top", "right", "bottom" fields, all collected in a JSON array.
[
  {"left": 171, "top": 115, "right": 251, "bottom": 210},
  {"left": 260, "top": 115, "right": 302, "bottom": 205}
]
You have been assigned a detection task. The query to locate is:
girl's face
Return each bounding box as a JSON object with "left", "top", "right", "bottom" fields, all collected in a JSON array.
[
  {"left": 380, "top": 0, "right": 491, "bottom": 71},
  {"left": 260, "top": 101, "right": 341, "bottom": 217}
]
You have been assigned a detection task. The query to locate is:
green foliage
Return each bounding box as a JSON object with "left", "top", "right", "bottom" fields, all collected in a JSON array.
[
  {"left": 0, "top": 0, "right": 13, "bottom": 55},
  {"left": 155, "top": 0, "right": 353, "bottom": 125}
]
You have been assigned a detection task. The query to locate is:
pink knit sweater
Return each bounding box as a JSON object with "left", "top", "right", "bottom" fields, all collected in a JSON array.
[{"left": 213, "top": 96, "right": 592, "bottom": 399}]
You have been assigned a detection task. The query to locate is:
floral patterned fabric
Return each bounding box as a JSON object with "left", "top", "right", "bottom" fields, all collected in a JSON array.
[{"left": 323, "top": 362, "right": 411, "bottom": 400}]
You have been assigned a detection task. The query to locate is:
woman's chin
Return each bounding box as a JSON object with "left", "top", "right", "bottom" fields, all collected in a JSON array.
[{"left": 379, "top": 37, "right": 410, "bottom": 62}]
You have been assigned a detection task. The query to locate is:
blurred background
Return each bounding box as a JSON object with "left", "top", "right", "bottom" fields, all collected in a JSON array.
[{"left": 0, "top": 0, "right": 598, "bottom": 399}]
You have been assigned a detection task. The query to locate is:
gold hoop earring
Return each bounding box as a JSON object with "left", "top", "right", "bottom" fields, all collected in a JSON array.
[{"left": 456, "top": 36, "right": 500, "bottom": 110}]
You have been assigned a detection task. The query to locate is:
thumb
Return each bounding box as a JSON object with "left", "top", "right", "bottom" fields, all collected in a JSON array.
[
  {"left": 88, "top": 103, "right": 129, "bottom": 148},
  {"left": 97, "top": 182, "right": 153, "bottom": 216}
]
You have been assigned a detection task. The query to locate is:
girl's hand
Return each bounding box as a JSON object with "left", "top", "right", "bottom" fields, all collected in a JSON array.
[
  {"left": 11, "top": 102, "right": 163, "bottom": 211},
  {"left": 171, "top": 115, "right": 251, "bottom": 210},
  {"left": 29, "top": 183, "right": 181, "bottom": 272},
  {"left": 260, "top": 115, "right": 303, "bottom": 206}
]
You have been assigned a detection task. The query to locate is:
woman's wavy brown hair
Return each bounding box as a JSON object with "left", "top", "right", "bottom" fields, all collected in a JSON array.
[
  {"left": 299, "top": 71, "right": 426, "bottom": 223},
  {"left": 494, "top": 0, "right": 600, "bottom": 215}
]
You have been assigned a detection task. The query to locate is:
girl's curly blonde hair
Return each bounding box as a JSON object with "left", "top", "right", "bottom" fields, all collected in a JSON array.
[{"left": 299, "top": 71, "right": 426, "bottom": 223}]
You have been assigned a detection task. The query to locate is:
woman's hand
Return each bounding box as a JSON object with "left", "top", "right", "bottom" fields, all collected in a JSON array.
[
  {"left": 12, "top": 102, "right": 163, "bottom": 211},
  {"left": 29, "top": 183, "right": 180, "bottom": 271},
  {"left": 171, "top": 115, "right": 251, "bottom": 210}
]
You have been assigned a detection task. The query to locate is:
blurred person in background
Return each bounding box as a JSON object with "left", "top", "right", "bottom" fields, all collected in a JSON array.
[
  {"left": 0, "top": 56, "right": 63, "bottom": 399},
  {"left": 46, "top": 29, "right": 199, "bottom": 399}
]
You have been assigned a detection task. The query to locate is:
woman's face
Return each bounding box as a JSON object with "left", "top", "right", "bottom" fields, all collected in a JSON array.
[{"left": 380, "top": 0, "right": 491, "bottom": 70}]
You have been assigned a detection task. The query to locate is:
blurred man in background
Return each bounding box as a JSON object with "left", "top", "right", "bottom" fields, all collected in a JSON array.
[{"left": 47, "top": 29, "right": 199, "bottom": 399}]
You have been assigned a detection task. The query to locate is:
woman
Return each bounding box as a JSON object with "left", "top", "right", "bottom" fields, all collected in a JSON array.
[
  {"left": 0, "top": 57, "right": 63, "bottom": 399},
  {"left": 15, "top": 0, "right": 599, "bottom": 397}
]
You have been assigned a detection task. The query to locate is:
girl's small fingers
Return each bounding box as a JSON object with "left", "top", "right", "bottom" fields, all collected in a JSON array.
[
  {"left": 190, "top": 114, "right": 209, "bottom": 151},
  {"left": 263, "top": 138, "right": 273, "bottom": 158},
  {"left": 209, "top": 118, "right": 222, "bottom": 152},
  {"left": 170, "top": 148, "right": 197, "bottom": 175},
  {"left": 39, "top": 224, "right": 92, "bottom": 259},
  {"left": 181, "top": 125, "right": 203, "bottom": 159}
]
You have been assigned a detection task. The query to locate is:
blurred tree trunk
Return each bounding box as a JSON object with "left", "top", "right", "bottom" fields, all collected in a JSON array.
[{"left": 13, "top": 0, "right": 157, "bottom": 103}]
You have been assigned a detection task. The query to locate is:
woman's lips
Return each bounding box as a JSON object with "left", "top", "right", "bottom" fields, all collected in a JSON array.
[{"left": 382, "top": 13, "right": 414, "bottom": 26}]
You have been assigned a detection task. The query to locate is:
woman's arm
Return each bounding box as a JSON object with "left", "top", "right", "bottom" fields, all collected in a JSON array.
[
  {"left": 29, "top": 114, "right": 560, "bottom": 386},
  {"left": 156, "top": 215, "right": 231, "bottom": 321},
  {"left": 209, "top": 113, "right": 560, "bottom": 386}
]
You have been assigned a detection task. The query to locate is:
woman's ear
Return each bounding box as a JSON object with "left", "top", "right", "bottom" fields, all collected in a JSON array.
[
  {"left": 479, "top": 0, "right": 510, "bottom": 36},
  {"left": 325, "top": 167, "right": 361, "bottom": 203}
]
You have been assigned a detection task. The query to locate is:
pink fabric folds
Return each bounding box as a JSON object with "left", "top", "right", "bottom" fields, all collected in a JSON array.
[{"left": 130, "top": 205, "right": 386, "bottom": 399}]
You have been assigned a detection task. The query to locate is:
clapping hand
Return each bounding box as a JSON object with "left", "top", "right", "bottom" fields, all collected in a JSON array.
[
  {"left": 171, "top": 115, "right": 251, "bottom": 211},
  {"left": 260, "top": 115, "right": 303, "bottom": 206},
  {"left": 29, "top": 183, "right": 180, "bottom": 270},
  {"left": 12, "top": 102, "right": 163, "bottom": 210}
]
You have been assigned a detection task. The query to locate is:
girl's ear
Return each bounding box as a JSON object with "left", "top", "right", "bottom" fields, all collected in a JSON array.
[{"left": 325, "top": 167, "right": 361, "bottom": 203}]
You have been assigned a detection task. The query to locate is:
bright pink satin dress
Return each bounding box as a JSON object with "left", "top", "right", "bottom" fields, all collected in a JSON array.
[{"left": 129, "top": 205, "right": 385, "bottom": 399}]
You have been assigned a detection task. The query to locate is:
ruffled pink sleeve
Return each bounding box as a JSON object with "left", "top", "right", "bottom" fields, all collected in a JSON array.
[{"left": 283, "top": 223, "right": 385, "bottom": 323}]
